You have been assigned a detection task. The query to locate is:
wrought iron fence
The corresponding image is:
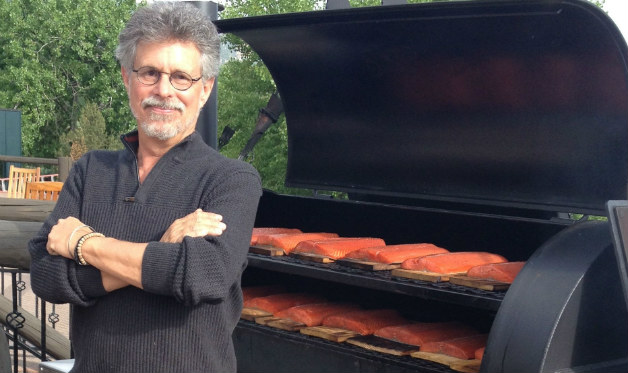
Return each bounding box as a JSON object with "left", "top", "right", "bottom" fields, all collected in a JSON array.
[
  {"left": 1, "top": 268, "right": 71, "bottom": 373},
  {"left": 0, "top": 155, "right": 74, "bottom": 372}
]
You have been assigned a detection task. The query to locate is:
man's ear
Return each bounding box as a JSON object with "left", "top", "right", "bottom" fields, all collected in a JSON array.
[
  {"left": 121, "top": 66, "right": 131, "bottom": 90},
  {"left": 200, "top": 77, "right": 215, "bottom": 107}
]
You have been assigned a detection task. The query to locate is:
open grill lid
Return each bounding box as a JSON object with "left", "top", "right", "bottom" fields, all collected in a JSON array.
[{"left": 216, "top": 0, "right": 628, "bottom": 215}]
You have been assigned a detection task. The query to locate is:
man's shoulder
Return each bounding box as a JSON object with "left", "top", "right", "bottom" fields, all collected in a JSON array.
[
  {"left": 75, "top": 149, "right": 125, "bottom": 167},
  {"left": 187, "top": 137, "right": 259, "bottom": 177}
]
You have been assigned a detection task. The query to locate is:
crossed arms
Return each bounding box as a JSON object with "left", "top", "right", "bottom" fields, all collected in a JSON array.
[{"left": 45, "top": 209, "right": 226, "bottom": 291}]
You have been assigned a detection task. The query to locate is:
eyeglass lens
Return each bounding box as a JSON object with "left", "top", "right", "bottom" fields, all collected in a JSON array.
[{"left": 134, "top": 67, "right": 197, "bottom": 90}]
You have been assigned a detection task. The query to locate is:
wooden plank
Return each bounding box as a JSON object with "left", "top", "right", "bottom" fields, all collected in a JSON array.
[
  {"left": 300, "top": 326, "right": 358, "bottom": 342},
  {"left": 0, "top": 199, "right": 56, "bottom": 222},
  {"left": 265, "top": 318, "right": 307, "bottom": 332},
  {"left": 248, "top": 245, "right": 284, "bottom": 256},
  {"left": 335, "top": 259, "right": 400, "bottom": 271},
  {"left": 450, "top": 359, "right": 482, "bottom": 373},
  {"left": 240, "top": 307, "right": 272, "bottom": 321},
  {"left": 391, "top": 268, "right": 459, "bottom": 283},
  {"left": 449, "top": 275, "right": 510, "bottom": 291},
  {"left": 290, "top": 252, "right": 335, "bottom": 263},
  {"left": 255, "top": 316, "right": 280, "bottom": 325},
  {"left": 0, "top": 295, "right": 71, "bottom": 360},
  {"left": 0, "top": 220, "right": 43, "bottom": 269},
  {"left": 411, "top": 351, "right": 481, "bottom": 372},
  {"left": 345, "top": 335, "right": 419, "bottom": 356},
  {"left": 411, "top": 351, "right": 463, "bottom": 365}
]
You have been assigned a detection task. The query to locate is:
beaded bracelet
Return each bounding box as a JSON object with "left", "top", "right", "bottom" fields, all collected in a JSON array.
[
  {"left": 67, "top": 225, "right": 93, "bottom": 258},
  {"left": 74, "top": 232, "right": 104, "bottom": 266}
]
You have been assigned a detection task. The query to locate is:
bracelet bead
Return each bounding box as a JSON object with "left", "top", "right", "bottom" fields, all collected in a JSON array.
[{"left": 74, "top": 232, "right": 104, "bottom": 266}]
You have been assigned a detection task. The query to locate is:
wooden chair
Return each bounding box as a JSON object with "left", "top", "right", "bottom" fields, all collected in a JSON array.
[
  {"left": 25, "top": 181, "right": 63, "bottom": 201},
  {"left": 6, "top": 165, "right": 41, "bottom": 199}
]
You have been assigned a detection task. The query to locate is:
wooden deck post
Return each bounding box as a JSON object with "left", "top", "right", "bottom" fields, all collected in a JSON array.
[{"left": 57, "top": 157, "right": 72, "bottom": 183}]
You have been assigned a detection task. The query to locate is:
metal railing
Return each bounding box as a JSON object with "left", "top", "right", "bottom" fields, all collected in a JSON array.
[
  {"left": 0, "top": 155, "right": 73, "bottom": 372},
  {"left": 0, "top": 156, "right": 72, "bottom": 184},
  {"left": 1, "top": 267, "right": 70, "bottom": 373}
]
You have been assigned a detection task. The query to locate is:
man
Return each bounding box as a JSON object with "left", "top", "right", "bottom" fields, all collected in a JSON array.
[{"left": 28, "top": 3, "right": 262, "bottom": 372}]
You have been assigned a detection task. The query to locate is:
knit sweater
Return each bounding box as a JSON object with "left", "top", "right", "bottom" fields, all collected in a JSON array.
[{"left": 28, "top": 131, "right": 262, "bottom": 373}]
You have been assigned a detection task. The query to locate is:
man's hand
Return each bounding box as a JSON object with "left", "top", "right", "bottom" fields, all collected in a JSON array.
[
  {"left": 160, "top": 209, "right": 226, "bottom": 243},
  {"left": 46, "top": 217, "right": 92, "bottom": 260}
]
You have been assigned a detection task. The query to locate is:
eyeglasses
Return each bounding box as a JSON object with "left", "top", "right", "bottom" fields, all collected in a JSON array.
[{"left": 132, "top": 66, "right": 201, "bottom": 91}]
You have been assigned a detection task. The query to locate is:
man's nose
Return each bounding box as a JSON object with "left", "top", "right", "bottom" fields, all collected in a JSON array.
[{"left": 153, "top": 73, "right": 175, "bottom": 97}]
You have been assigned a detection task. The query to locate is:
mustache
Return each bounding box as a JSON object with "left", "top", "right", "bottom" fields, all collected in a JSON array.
[{"left": 141, "top": 96, "right": 185, "bottom": 112}]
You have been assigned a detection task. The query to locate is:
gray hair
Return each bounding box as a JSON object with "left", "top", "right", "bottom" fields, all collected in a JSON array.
[{"left": 115, "top": 2, "right": 220, "bottom": 80}]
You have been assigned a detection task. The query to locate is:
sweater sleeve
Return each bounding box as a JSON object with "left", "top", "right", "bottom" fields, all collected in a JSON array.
[
  {"left": 28, "top": 157, "right": 108, "bottom": 306},
  {"left": 141, "top": 167, "right": 262, "bottom": 306}
]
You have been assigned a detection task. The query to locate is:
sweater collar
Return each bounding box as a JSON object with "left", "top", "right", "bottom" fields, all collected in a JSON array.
[{"left": 120, "top": 129, "right": 200, "bottom": 163}]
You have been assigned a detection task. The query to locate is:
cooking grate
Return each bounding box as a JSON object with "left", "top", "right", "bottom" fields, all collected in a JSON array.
[
  {"left": 237, "top": 320, "right": 457, "bottom": 373},
  {"left": 247, "top": 253, "right": 505, "bottom": 310}
]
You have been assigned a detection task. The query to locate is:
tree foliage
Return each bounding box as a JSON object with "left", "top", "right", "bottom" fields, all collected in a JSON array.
[
  {"left": 217, "top": 0, "right": 438, "bottom": 194},
  {"left": 0, "top": 0, "right": 137, "bottom": 158},
  {"left": 60, "top": 102, "right": 122, "bottom": 161},
  {"left": 217, "top": 0, "right": 321, "bottom": 194}
]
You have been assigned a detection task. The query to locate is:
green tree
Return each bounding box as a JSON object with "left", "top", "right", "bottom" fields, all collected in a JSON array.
[
  {"left": 0, "top": 0, "right": 137, "bottom": 158},
  {"left": 218, "top": 0, "right": 321, "bottom": 194},
  {"left": 217, "top": 0, "right": 435, "bottom": 194},
  {"left": 60, "top": 102, "right": 122, "bottom": 160}
]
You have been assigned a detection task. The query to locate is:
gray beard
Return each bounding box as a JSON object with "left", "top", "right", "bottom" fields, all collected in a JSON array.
[
  {"left": 131, "top": 97, "right": 193, "bottom": 140},
  {"left": 139, "top": 113, "right": 192, "bottom": 141}
]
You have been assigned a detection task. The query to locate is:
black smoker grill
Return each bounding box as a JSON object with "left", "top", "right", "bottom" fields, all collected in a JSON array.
[{"left": 215, "top": 1, "right": 628, "bottom": 372}]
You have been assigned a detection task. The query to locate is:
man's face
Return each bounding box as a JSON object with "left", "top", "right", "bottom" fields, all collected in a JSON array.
[{"left": 122, "top": 40, "right": 214, "bottom": 142}]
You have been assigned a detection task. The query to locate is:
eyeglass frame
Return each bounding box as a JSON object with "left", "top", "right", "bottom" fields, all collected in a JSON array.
[{"left": 131, "top": 66, "right": 202, "bottom": 91}]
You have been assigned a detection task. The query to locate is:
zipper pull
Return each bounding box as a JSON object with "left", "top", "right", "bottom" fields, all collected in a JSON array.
[{"left": 124, "top": 197, "right": 135, "bottom": 202}]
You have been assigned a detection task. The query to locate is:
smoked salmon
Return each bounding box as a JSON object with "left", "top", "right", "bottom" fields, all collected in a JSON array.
[
  {"left": 400, "top": 252, "right": 508, "bottom": 274},
  {"left": 242, "top": 285, "right": 287, "bottom": 302},
  {"left": 243, "top": 293, "right": 327, "bottom": 315},
  {"left": 374, "top": 321, "right": 479, "bottom": 346},
  {"left": 343, "top": 243, "right": 448, "bottom": 264},
  {"left": 322, "top": 309, "right": 408, "bottom": 335},
  {"left": 250, "top": 227, "right": 302, "bottom": 245},
  {"left": 475, "top": 346, "right": 485, "bottom": 360},
  {"left": 275, "top": 302, "right": 362, "bottom": 327},
  {"left": 466, "top": 261, "right": 526, "bottom": 284},
  {"left": 257, "top": 232, "right": 340, "bottom": 254},
  {"left": 292, "top": 237, "right": 386, "bottom": 260},
  {"left": 420, "top": 334, "right": 489, "bottom": 359}
]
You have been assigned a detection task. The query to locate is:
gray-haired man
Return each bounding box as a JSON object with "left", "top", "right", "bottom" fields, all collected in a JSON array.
[{"left": 29, "top": 3, "right": 262, "bottom": 372}]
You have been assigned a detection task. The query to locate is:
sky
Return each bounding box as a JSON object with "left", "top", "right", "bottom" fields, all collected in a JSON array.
[{"left": 604, "top": 0, "right": 628, "bottom": 41}]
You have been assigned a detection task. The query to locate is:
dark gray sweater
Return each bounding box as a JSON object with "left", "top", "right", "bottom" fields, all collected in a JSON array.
[{"left": 29, "top": 131, "right": 262, "bottom": 373}]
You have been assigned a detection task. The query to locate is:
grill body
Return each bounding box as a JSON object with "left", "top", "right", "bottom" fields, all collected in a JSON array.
[{"left": 216, "top": 1, "right": 628, "bottom": 372}]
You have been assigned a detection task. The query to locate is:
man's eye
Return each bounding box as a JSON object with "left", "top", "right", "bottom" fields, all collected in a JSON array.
[
  {"left": 143, "top": 69, "right": 159, "bottom": 78},
  {"left": 171, "top": 72, "right": 191, "bottom": 82}
]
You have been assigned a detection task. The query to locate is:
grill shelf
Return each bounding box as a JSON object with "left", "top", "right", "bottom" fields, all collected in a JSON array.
[
  {"left": 247, "top": 253, "right": 505, "bottom": 311},
  {"left": 235, "top": 320, "right": 457, "bottom": 373}
]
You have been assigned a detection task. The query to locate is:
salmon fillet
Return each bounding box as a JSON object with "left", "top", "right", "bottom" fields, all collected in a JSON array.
[
  {"left": 257, "top": 232, "right": 340, "bottom": 254},
  {"left": 475, "top": 346, "right": 485, "bottom": 360},
  {"left": 243, "top": 293, "right": 327, "bottom": 314},
  {"left": 322, "top": 309, "right": 408, "bottom": 335},
  {"left": 275, "top": 302, "right": 362, "bottom": 327},
  {"left": 400, "top": 252, "right": 508, "bottom": 274},
  {"left": 344, "top": 243, "right": 449, "bottom": 264},
  {"left": 242, "top": 285, "right": 287, "bottom": 302},
  {"left": 292, "top": 237, "right": 386, "bottom": 260},
  {"left": 466, "top": 261, "right": 525, "bottom": 284},
  {"left": 421, "top": 334, "right": 489, "bottom": 359},
  {"left": 374, "top": 321, "right": 479, "bottom": 346},
  {"left": 250, "top": 227, "right": 302, "bottom": 245}
]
